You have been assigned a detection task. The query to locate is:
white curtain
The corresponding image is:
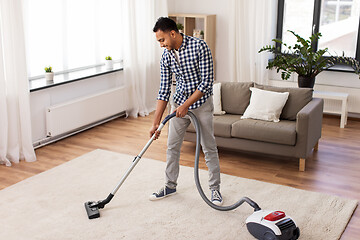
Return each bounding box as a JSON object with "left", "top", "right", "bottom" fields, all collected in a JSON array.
[
  {"left": 229, "top": 0, "right": 276, "bottom": 84},
  {"left": 0, "top": 0, "right": 36, "bottom": 166},
  {"left": 122, "top": 0, "right": 168, "bottom": 117}
]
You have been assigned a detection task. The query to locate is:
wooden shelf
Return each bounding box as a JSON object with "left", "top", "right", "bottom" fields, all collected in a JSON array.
[{"left": 169, "top": 13, "right": 216, "bottom": 60}]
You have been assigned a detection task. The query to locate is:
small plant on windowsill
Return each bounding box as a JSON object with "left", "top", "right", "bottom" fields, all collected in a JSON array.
[
  {"left": 105, "top": 56, "right": 113, "bottom": 70},
  {"left": 44, "top": 66, "right": 54, "bottom": 81},
  {"left": 259, "top": 30, "right": 360, "bottom": 88}
]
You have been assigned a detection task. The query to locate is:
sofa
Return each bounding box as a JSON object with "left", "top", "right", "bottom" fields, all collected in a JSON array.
[{"left": 184, "top": 82, "right": 324, "bottom": 171}]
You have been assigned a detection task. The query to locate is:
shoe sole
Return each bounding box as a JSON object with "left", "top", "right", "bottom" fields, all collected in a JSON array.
[
  {"left": 149, "top": 191, "right": 177, "bottom": 201},
  {"left": 212, "top": 200, "right": 223, "bottom": 206}
]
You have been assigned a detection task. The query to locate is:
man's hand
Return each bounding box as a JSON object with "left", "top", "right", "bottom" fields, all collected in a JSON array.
[
  {"left": 175, "top": 104, "right": 188, "bottom": 118},
  {"left": 149, "top": 124, "right": 161, "bottom": 140}
]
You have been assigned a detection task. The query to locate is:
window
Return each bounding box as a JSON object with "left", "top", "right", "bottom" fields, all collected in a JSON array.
[
  {"left": 277, "top": 0, "right": 360, "bottom": 59},
  {"left": 23, "top": 0, "right": 123, "bottom": 78}
]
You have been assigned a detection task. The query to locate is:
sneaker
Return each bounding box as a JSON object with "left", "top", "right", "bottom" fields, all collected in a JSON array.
[
  {"left": 211, "top": 190, "right": 223, "bottom": 206},
  {"left": 149, "top": 186, "right": 176, "bottom": 201}
]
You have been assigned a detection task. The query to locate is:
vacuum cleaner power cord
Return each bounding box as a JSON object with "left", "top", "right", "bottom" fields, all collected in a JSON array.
[{"left": 187, "top": 111, "right": 261, "bottom": 212}]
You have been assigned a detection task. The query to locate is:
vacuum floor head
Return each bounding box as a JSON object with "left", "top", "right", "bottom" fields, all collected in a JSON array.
[{"left": 84, "top": 201, "right": 100, "bottom": 219}]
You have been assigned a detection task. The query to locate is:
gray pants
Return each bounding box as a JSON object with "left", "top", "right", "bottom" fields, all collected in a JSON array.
[{"left": 165, "top": 97, "right": 221, "bottom": 191}]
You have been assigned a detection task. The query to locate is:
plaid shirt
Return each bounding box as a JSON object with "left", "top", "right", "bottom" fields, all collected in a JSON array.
[{"left": 157, "top": 34, "right": 214, "bottom": 110}]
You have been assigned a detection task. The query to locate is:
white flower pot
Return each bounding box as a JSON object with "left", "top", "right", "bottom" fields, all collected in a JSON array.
[
  {"left": 105, "top": 60, "right": 113, "bottom": 70},
  {"left": 45, "top": 72, "right": 54, "bottom": 81}
]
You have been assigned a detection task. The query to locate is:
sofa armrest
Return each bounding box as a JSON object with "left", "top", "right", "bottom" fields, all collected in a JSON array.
[{"left": 295, "top": 98, "right": 324, "bottom": 158}]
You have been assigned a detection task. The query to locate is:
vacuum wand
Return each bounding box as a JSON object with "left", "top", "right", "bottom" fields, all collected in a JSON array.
[{"left": 84, "top": 112, "right": 176, "bottom": 219}]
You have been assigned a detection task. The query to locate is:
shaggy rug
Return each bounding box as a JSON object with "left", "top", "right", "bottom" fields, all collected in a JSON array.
[{"left": 0, "top": 149, "right": 357, "bottom": 239}]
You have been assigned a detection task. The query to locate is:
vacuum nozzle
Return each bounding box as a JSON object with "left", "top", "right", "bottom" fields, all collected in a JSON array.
[
  {"left": 84, "top": 193, "right": 114, "bottom": 219},
  {"left": 84, "top": 201, "right": 100, "bottom": 219}
]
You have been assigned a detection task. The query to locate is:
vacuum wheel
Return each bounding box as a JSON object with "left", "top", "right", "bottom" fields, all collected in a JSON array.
[
  {"left": 291, "top": 227, "right": 300, "bottom": 240},
  {"left": 263, "top": 231, "right": 278, "bottom": 240}
]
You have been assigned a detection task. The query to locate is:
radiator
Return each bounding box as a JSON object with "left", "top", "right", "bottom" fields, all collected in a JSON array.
[
  {"left": 315, "top": 86, "right": 360, "bottom": 114},
  {"left": 46, "top": 87, "right": 126, "bottom": 137},
  {"left": 269, "top": 80, "right": 360, "bottom": 114}
]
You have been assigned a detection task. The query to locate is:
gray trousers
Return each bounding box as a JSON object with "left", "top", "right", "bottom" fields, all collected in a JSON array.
[{"left": 165, "top": 97, "right": 221, "bottom": 191}]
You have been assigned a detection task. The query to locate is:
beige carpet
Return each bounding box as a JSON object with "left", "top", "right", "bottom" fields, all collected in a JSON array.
[{"left": 0, "top": 149, "right": 357, "bottom": 240}]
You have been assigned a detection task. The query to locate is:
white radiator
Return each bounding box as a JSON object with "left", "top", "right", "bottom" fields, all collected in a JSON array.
[
  {"left": 269, "top": 80, "right": 360, "bottom": 114},
  {"left": 46, "top": 87, "right": 126, "bottom": 137}
]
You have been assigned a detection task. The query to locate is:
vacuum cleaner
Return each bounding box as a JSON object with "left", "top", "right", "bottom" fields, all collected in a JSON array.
[{"left": 85, "top": 111, "right": 300, "bottom": 240}]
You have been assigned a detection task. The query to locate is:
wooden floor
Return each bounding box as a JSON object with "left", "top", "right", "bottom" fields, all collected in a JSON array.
[{"left": 1, "top": 113, "right": 360, "bottom": 239}]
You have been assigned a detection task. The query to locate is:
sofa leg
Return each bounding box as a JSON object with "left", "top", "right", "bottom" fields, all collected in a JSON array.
[
  {"left": 314, "top": 141, "right": 319, "bottom": 151},
  {"left": 299, "top": 158, "right": 305, "bottom": 171}
]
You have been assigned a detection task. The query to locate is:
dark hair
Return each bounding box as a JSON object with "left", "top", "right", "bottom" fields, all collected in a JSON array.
[{"left": 153, "top": 17, "right": 179, "bottom": 33}]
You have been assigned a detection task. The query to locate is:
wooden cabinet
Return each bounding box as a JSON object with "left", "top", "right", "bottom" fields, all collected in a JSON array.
[{"left": 169, "top": 13, "right": 216, "bottom": 59}]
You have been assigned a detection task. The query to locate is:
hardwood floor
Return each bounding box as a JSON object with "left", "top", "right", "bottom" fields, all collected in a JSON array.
[{"left": 1, "top": 113, "right": 359, "bottom": 239}]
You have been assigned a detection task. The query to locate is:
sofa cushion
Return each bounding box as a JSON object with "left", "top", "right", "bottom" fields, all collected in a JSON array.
[
  {"left": 187, "top": 114, "right": 240, "bottom": 138},
  {"left": 231, "top": 118, "right": 297, "bottom": 146},
  {"left": 213, "top": 83, "right": 226, "bottom": 115},
  {"left": 221, "top": 82, "right": 254, "bottom": 115},
  {"left": 241, "top": 87, "right": 289, "bottom": 122},
  {"left": 254, "top": 84, "right": 313, "bottom": 120}
]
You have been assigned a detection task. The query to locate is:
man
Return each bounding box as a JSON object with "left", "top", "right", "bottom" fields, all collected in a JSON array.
[{"left": 149, "top": 17, "right": 222, "bottom": 206}]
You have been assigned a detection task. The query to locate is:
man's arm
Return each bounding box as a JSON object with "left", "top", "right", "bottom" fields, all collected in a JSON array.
[
  {"left": 197, "top": 41, "right": 214, "bottom": 96},
  {"left": 150, "top": 52, "right": 172, "bottom": 139},
  {"left": 175, "top": 90, "right": 204, "bottom": 117}
]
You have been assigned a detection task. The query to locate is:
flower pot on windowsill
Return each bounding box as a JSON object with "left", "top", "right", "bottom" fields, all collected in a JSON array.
[
  {"left": 45, "top": 72, "right": 54, "bottom": 81},
  {"left": 105, "top": 60, "right": 113, "bottom": 70}
]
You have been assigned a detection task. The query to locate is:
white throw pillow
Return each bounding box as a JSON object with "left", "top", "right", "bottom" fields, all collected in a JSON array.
[
  {"left": 213, "top": 83, "right": 226, "bottom": 115},
  {"left": 241, "top": 87, "right": 289, "bottom": 122}
]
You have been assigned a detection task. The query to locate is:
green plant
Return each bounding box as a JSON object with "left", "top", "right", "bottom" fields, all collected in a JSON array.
[
  {"left": 105, "top": 56, "right": 112, "bottom": 60},
  {"left": 44, "top": 66, "right": 52, "bottom": 73},
  {"left": 200, "top": 30, "right": 204, "bottom": 36},
  {"left": 176, "top": 23, "right": 184, "bottom": 31},
  {"left": 259, "top": 30, "right": 360, "bottom": 81}
]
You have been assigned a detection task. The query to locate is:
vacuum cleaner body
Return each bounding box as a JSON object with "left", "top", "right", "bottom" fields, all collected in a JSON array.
[{"left": 246, "top": 210, "right": 300, "bottom": 240}]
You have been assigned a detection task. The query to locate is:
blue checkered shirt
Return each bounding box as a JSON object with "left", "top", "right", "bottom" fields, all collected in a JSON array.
[{"left": 157, "top": 34, "right": 214, "bottom": 109}]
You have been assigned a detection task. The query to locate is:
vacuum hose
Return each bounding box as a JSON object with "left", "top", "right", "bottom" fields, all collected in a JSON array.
[{"left": 166, "top": 111, "right": 261, "bottom": 212}]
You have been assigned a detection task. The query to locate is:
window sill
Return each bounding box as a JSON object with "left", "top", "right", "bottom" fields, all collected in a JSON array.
[{"left": 29, "top": 62, "right": 123, "bottom": 92}]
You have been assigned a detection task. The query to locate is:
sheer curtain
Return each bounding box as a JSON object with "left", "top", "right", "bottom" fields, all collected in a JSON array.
[
  {"left": 229, "top": 0, "right": 276, "bottom": 84},
  {"left": 122, "top": 0, "right": 168, "bottom": 117},
  {"left": 0, "top": 0, "right": 36, "bottom": 166}
]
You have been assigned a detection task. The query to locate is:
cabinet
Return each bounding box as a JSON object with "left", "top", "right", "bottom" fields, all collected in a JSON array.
[{"left": 169, "top": 13, "right": 216, "bottom": 59}]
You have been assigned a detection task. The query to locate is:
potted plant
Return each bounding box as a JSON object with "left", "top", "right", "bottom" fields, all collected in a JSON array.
[
  {"left": 200, "top": 30, "right": 204, "bottom": 39},
  {"left": 259, "top": 30, "right": 360, "bottom": 88},
  {"left": 176, "top": 23, "right": 184, "bottom": 33},
  {"left": 105, "top": 56, "right": 113, "bottom": 70},
  {"left": 44, "top": 66, "right": 54, "bottom": 81}
]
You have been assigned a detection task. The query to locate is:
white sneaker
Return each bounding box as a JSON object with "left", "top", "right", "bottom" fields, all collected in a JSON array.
[{"left": 211, "top": 190, "right": 223, "bottom": 206}]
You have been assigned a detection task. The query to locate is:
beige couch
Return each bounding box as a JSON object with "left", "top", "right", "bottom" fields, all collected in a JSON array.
[{"left": 184, "top": 82, "right": 324, "bottom": 171}]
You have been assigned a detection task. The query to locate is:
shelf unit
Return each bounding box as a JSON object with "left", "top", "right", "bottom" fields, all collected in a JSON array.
[{"left": 169, "top": 13, "right": 216, "bottom": 59}]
